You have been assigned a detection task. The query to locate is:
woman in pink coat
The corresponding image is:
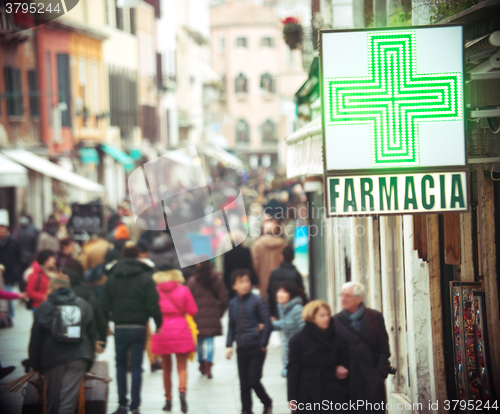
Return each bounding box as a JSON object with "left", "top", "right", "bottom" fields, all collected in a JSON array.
[{"left": 151, "top": 264, "right": 197, "bottom": 413}]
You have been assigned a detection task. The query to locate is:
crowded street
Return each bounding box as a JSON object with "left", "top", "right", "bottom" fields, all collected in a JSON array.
[
  {"left": 1, "top": 0, "right": 500, "bottom": 413},
  {"left": 1, "top": 300, "right": 289, "bottom": 414}
]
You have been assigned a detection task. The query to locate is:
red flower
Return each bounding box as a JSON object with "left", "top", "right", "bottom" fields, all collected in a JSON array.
[{"left": 282, "top": 17, "right": 299, "bottom": 25}]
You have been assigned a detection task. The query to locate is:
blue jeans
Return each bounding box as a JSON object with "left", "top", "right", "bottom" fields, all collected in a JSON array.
[
  {"left": 197, "top": 337, "right": 214, "bottom": 363},
  {"left": 115, "top": 327, "right": 147, "bottom": 410}
]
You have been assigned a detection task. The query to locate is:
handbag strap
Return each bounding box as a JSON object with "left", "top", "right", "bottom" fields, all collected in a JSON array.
[{"left": 163, "top": 291, "right": 183, "bottom": 314}]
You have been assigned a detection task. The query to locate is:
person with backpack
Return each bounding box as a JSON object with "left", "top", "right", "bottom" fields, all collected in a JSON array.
[
  {"left": 100, "top": 241, "right": 162, "bottom": 414},
  {"left": 271, "top": 281, "right": 305, "bottom": 378},
  {"left": 28, "top": 273, "right": 97, "bottom": 414},
  {"left": 151, "top": 264, "right": 198, "bottom": 413},
  {"left": 187, "top": 257, "right": 228, "bottom": 379}
]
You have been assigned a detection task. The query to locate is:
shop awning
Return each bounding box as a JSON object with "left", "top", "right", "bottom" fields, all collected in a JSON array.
[
  {"left": 285, "top": 117, "right": 323, "bottom": 178},
  {"left": 0, "top": 153, "right": 27, "bottom": 187},
  {"left": 1, "top": 149, "right": 105, "bottom": 193},
  {"left": 199, "top": 144, "right": 244, "bottom": 170},
  {"left": 100, "top": 144, "right": 136, "bottom": 172},
  {"left": 295, "top": 57, "right": 320, "bottom": 106}
]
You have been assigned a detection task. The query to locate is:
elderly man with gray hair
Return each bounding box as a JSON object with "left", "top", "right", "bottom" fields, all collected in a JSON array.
[{"left": 333, "top": 281, "right": 391, "bottom": 413}]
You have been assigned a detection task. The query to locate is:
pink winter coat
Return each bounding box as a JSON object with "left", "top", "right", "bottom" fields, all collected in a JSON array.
[{"left": 151, "top": 281, "right": 198, "bottom": 355}]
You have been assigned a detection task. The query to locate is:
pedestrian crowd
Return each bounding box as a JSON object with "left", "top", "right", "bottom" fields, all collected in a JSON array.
[{"left": 0, "top": 191, "right": 392, "bottom": 414}]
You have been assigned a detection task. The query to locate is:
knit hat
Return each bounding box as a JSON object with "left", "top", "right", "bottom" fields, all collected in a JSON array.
[{"left": 114, "top": 223, "right": 130, "bottom": 240}]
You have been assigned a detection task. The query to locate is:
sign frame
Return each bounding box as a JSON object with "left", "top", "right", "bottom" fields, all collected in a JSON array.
[{"left": 319, "top": 24, "right": 467, "bottom": 177}]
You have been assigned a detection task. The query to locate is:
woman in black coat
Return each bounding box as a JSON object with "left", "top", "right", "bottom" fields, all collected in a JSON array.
[{"left": 287, "top": 300, "right": 350, "bottom": 413}]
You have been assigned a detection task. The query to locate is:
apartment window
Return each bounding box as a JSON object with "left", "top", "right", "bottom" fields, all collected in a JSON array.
[
  {"left": 262, "top": 119, "right": 277, "bottom": 143},
  {"left": 235, "top": 73, "right": 248, "bottom": 94},
  {"left": 260, "top": 72, "right": 275, "bottom": 93},
  {"left": 115, "top": 1, "right": 123, "bottom": 30},
  {"left": 261, "top": 37, "right": 274, "bottom": 47},
  {"left": 219, "top": 74, "right": 226, "bottom": 99},
  {"left": 129, "top": 8, "right": 135, "bottom": 35},
  {"left": 3, "top": 66, "right": 23, "bottom": 116},
  {"left": 57, "top": 54, "right": 71, "bottom": 126},
  {"left": 235, "top": 119, "right": 249, "bottom": 144},
  {"left": 28, "top": 70, "right": 39, "bottom": 117},
  {"left": 219, "top": 36, "right": 225, "bottom": 52},
  {"left": 109, "top": 67, "right": 138, "bottom": 139},
  {"left": 235, "top": 36, "right": 247, "bottom": 48}
]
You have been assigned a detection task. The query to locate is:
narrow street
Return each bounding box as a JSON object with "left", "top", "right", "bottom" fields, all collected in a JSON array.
[{"left": 0, "top": 298, "right": 289, "bottom": 414}]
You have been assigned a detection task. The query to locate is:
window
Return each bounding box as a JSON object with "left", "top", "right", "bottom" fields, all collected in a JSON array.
[
  {"left": 235, "top": 119, "right": 249, "bottom": 144},
  {"left": 220, "top": 74, "right": 226, "bottom": 99},
  {"left": 56, "top": 54, "right": 71, "bottom": 127},
  {"left": 261, "top": 37, "right": 274, "bottom": 47},
  {"left": 260, "top": 73, "right": 275, "bottom": 93},
  {"left": 109, "top": 67, "right": 138, "bottom": 139},
  {"left": 28, "top": 70, "right": 39, "bottom": 117},
  {"left": 129, "top": 8, "right": 135, "bottom": 35},
  {"left": 3, "top": 66, "right": 23, "bottom": 116},
  {"left": 235, "top": 73, "right": 248, "bottom": 94},
  {"left": 262, "top": 119, "right": 277, "bottom": 143},
  {"left": 219, "top": 36, "right": 225, "bottom": 52},
  {"left": 236, "top": 36, "right": 247, "bottom": 48},
  {"left": 115, "top": 1, "right": 123, "bottom": 30}
]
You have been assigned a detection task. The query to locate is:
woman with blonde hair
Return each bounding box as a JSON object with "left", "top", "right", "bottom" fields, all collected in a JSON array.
[
  {"left": 151, "top": 264, "right": 198, "bottom": 413},
  {"left": 287, "top": 300, "right": 349, "bottom": 413}
]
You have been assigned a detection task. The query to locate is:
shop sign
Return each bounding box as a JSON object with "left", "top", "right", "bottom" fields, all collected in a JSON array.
[{"left": 325, "top": 172, "right": 467, "bottom": 216}]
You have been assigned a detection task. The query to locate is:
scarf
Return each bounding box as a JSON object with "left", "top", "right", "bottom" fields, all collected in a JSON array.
[{"left": 343, "top": 301, "right": 365, "bottom": 332}]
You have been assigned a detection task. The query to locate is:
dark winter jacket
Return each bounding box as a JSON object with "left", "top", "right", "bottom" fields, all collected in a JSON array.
[
  {"left": 17, "top": 224, "right": 39, "bottom": 269},
  {"left": 226, "top": 292, "right": 271, "bottom": 349},
  {"left": 287, "top": 320, "right": 349, "bottom": 412},
  {"left": 28, "top": 288, "right": 96, "bottom": 374},
  {"left": 150, "top": 234, "right": 180, "bottom": 269},
  {"left": 333, "top": 308, "right": 391, "bottom": 412},
  {"left": 58, "top": 252, "right": 84, "bottom": 280},
  {"left": 223, "top": 244, "right": 257, "bottom": 298},
  {"left": 99, "top": 258, "right": 162, "bottom": 328},
  {"left": 65, "top": 268, "right": 107, "bottom": 345},
  {"left": 268, "top": 261, "right": 305, "bottom": 317},
  {"left": 0, "top": 235, "right": 22, "bottom": 285},
  {"left": 187, "top": 270, "right": 229, "bottom": 337}
]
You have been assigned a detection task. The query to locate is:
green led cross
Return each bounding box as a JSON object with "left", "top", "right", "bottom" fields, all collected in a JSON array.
[{"left": 325, "top": 30, "right": 462, "bottom": 167}]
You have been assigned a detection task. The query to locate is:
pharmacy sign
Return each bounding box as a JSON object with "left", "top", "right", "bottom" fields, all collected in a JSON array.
[{"left": 320, "top": 25, "right": 468, "bottom": 216}]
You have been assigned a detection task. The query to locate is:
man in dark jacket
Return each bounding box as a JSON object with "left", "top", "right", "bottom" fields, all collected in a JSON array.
[
  {"left": 17, "top": 216, "right": 39, "bottom": 277},
  {"left": 100, "top": 241, "right": 162, "bottom": 414},
  {"left": 226, "top": 269, "right": 273, "bottom": 414},
  {"left": 28, "top": 274, "right": 96, "bottom": 414},
  {"left": 267, "top": 246, "right": 305, "bottom": 318},
  {"left": 223, "top": 243, "right": 257, "bottom": 299},
  {"left": 0, "top": 224, "right": 22, "bottom": 323},
  {"left": 333, "top": 282, "right": 391, "bottom": 413}
]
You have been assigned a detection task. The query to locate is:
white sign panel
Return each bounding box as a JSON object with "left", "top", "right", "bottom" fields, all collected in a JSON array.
[
  {"left": 326, "top": 172, "right": 468, "bottom": 216},
  {"left": 320, "top": 26, "right": 465, "bottom": 172}
]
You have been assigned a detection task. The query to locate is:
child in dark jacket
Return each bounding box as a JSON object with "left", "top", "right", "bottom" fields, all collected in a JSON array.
[{"left": 226, "top": 269, "right": 273, "bottom": 414}]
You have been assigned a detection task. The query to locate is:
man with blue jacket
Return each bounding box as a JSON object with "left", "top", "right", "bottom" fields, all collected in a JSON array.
[{"left": 226, "top": 269, "right": 273, "bottom": 414}]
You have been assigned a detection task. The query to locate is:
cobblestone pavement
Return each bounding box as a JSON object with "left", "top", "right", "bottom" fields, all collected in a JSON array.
[{"left": 0, "top": 298, "right": 289, "bottom": 414}]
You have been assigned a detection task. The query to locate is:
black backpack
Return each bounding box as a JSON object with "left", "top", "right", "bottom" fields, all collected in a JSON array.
[{"left": 52, "top": 301, "right": 84, "bottom": 343}]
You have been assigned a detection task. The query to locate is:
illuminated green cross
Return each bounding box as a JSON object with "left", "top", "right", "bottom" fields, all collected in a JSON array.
[{"left": 325, "top": 31, "right": 462, "bottom": 167}]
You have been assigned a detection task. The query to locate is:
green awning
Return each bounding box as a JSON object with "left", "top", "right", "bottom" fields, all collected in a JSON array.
[
  {"left": 100, "top": 144, "right": 136, "bottom": 172},
  {"left": 80, "top": 147, "right": 99, "bottom": 165},
  {"left": 295, "top": 57, "right": 319, "bottom": 106}
]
